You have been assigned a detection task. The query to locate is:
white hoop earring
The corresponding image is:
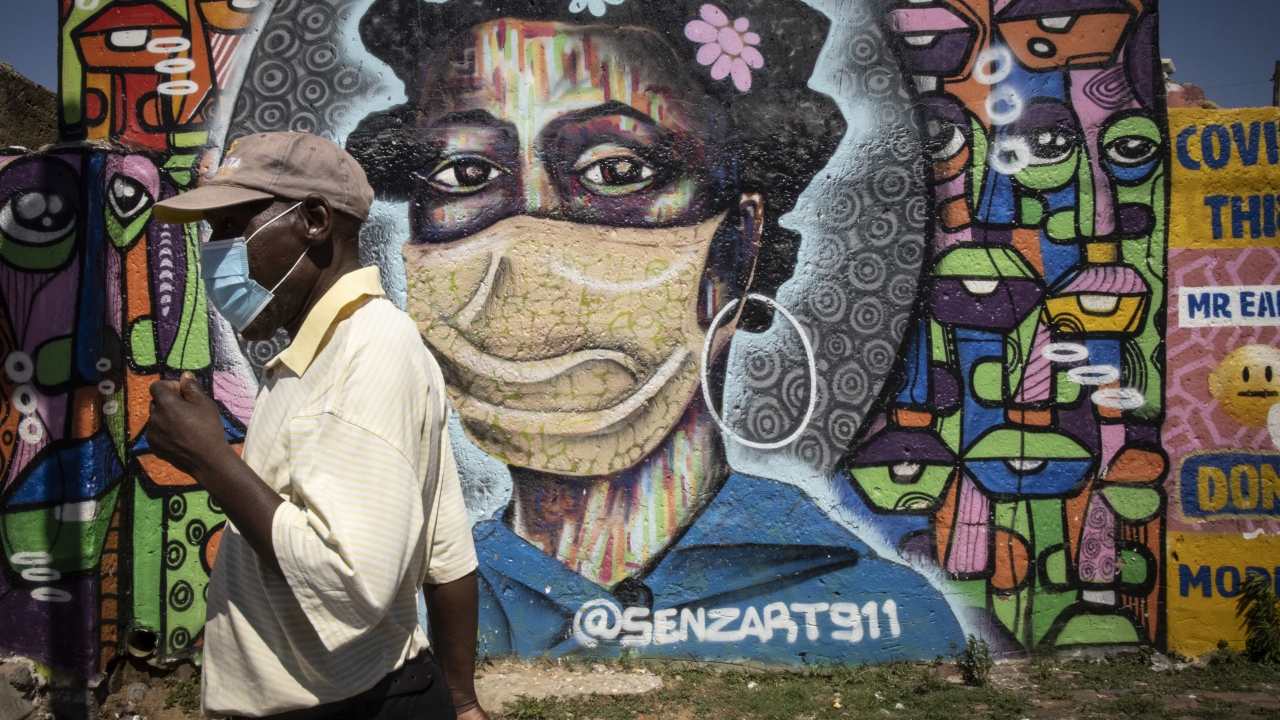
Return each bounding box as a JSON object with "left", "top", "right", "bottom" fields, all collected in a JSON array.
[{"left": 699, "top": 293, "right": 818, "bottom": 450}]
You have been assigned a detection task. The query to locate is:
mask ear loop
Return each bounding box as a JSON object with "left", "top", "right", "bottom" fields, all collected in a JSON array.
[
  {"left": 269, "top": 248, "right": 311, "bottom": 294},
  {"left": 246, "top": 202, "right": 309, "bottom": 294},
  {"left": 246, "top": 202, "right": 303, "bottom": 243}
]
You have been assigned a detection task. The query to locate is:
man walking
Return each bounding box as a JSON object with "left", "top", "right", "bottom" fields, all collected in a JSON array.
[{"left": 146, "top": 131, "right": 488, "bottom": 720}]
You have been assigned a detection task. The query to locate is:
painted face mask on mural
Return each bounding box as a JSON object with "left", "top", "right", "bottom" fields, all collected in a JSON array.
[
  {"left": 379, "top": 19, "right": 756, "bottom": 477},
  {"left": 199, "top": 202, "right": 303, "bottom": 332},
  {"left": 404, "top": 212, "right": 728, "bottom": 476}
]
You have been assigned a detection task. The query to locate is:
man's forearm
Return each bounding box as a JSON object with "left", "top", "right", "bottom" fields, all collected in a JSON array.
[
  {"left": 424, "top": 571, "right": 482, "bottom": 712},
  {"left": 147, "top": 373, "right": 285, "bottom": 576},
  {"left": 192, "top": 443, "right": 285, "bottom": 576}
]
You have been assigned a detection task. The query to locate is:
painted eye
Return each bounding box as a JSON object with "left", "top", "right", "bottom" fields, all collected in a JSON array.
[
  {"left": 1038, "top": 15, "right": 1074, "bottom": 32},
  {"left": 581, "top": 157, "right": 655, "bottom": 190},
  {"left": 1026, "top": 127, "right": 1078, "bottom": 164},
  {"left": 108, "top": 29, "right": 149, "bottom": 50},
  {"left": 1244, "top": 366, "right": 1251, "bottom": 382},
  {"left": 1106, "top": 136, "right": 1159, "bottom": 166},
  {"left": 0, "top": 190, "right": 75, "bottom": 245},
  {"left": 108, "top": 174, "right": 153, "bottom": 220},
  {"left": 422, "top": 159, "right": 504, "bottom": 194},
  {"left": 924, "top": 118, "right": 966, "bottom": 161}
]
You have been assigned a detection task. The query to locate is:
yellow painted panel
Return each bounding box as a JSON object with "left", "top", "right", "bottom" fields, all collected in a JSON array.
[
  {"left": 1045, "top": 295, "right": 1146, "bottom": 335},
  {"left": 1166, "top": 531, "right": 1280, "bottom": 656},
  {"left": 1169, "top": 107, "right": 1280, "bottom": 249}
]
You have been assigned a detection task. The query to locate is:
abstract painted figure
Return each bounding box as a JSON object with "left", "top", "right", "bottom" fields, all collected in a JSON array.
[
  {"left": 349, "top": 0, "right": 964, "bottom": 661},
  {"left": 846, "top": 0, "right": 1167, "bottom": 651},
  {"left": 0, "top": 0, "right": 270, "bottom": 677},
  {"left": 0, "top": 148, "right": 247, "bottom": 677}
]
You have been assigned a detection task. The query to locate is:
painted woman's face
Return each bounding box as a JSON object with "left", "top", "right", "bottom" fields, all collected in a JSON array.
[
  {"left": 402, "top": 20, "right": 761, "bottom": 477},
  {"left": 407, "top": 20, "right": 732, "bottom": 240}
]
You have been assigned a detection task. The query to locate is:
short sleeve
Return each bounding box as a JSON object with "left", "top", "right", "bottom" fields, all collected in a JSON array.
[
  {"left": 423, "top": 433, "right": 479, "bottom": 585},
  {"left": 273, "top": 413, "right": 424, "bottom": 652}
]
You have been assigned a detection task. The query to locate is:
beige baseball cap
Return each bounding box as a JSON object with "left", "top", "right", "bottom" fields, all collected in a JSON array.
[{"left": 153, "top": 132, "right": 374, "bottom": 224}]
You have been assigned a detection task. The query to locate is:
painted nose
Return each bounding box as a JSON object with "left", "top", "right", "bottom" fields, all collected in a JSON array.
[
  {"left": 1086, "top": 155, "right": 1116, "bottom": 239},
  {"left": 520, "top": 158, "right": 564, "bottom": 217},
  {"left": 452, "top": 248, "right": 508, "bottom": 330}
]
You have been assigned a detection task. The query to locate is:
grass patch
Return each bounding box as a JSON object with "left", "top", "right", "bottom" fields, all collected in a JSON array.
[
  {"left": 507, "top": 694, "right": 555, "bottom": 720},
  {"left": 164, "top": 668, "right": 201, "bottom": 713},
  {"left": 1060, "top": 650, "right": 1279, "bottom": 696},
  {"left": 1090, "top": 693, "right": 1167, "bottom": 720},
  {"left": 490, "top": 651, "right": 1280, "bottom": 720},
  {"left": 952, "top": 635, "right": 994, "bottom": 687},
  {"left": 1240, "top": 572, "right": 1280, "bottom": 665},
  {"left": 1027, "top": 655, "right": 1073, "bottom": 701}
]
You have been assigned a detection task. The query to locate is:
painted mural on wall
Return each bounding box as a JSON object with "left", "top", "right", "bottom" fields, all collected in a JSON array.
[
  {"left": 842, "top": 0, "right": 1169, "bottom": 652},
  {"left": 0, "top": 0, "right": 1169, "bottom": 677},
  {"left": 0, "top": 0, "right": 267, "bottom": 679},
  {"left": 1164, "top": 106, "right": 1280, "bottom": 657}
]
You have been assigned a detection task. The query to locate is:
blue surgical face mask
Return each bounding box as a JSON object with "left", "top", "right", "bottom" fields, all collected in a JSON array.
[{"left": 200, "top": 202, "right": 306, "bottom": 332}]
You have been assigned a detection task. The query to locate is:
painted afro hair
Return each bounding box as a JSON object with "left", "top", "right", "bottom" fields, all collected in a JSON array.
[
  {"left": 354, "top": 0, "right": 844, "bottom": 207},
  {"left": 348, "top": 0, "right": 849, "bottom": 297}
]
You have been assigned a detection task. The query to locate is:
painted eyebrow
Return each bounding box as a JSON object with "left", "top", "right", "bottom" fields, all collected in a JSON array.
[
  {"left": 428, "top": 109, "right": 517, "bottom": 129},
  {"left": 999, "top": 0, "right": 1131, "bottom": 17},
  {"left": 560, "top": 101, "right": 657, "bottom": 127}
]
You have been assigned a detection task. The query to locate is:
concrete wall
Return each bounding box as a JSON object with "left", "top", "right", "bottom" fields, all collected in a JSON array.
[
  {"left": 0, "top": 0, "right": 1175, "bottom": 684},
  {"left": 0, "top": 62, "right": 57, "bottom": 151}
]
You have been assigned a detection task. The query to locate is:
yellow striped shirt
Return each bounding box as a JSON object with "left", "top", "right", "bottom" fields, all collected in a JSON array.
[{"left": 202, "top": 266, "right": 477, "bottom": 718}]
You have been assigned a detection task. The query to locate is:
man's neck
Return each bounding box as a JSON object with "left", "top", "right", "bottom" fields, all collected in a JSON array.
[
  {"left": 284, "top": 246, "right": 363, "bottom": 338},
  {"left": 506, "top": 399, "right": 727, "bottom": 587}
]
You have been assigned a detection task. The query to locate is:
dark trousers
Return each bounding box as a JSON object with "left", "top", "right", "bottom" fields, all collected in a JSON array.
[{"left": 236, "top": 653, "right": 456, "bottom": 720}]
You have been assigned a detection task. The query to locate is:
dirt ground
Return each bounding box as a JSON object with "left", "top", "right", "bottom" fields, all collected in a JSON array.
[
  {"left": 482, "top": 652, "right": 1280, "bottom": 720},
  {"left": 96, "top": 660, "right": 203, "bottom": 720},
  {"left": 86, "top": 657, "right": 665, "bottom": 719},
  {"left": 474, "top": 660, "right": 664, "bottom": 711},
  {"left": 962, "top": 655, "right": 1280, "bottom": 719},
  {"left": 78, "top": 651, "right": 1280, "bottom": 719}
]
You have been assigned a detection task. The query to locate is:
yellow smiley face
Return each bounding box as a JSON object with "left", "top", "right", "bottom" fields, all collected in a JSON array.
[{"left": 1208, "top": 344, "right": 1280, "bottom": 427}]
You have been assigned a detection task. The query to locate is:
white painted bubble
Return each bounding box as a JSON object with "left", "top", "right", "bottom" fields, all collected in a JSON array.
[
  {"left": 10, "top": 551, "right": 52, "bottom": 566},
  {"left": 1067, "top": 365, "right": 1121, "bottom": 386},
  {"left": 147, "top": 37, "right": 191, "bottom": 54},
  {"left": 21, "top": 567, "right": 61, "bottom": 582},
  {"left": 32, "top": 587, "right": 72, "bottom": 603},
  {"left": 1042, "top": 343, "right": 1089, "bottom": 363},
  {"left": 1092, "top": 387, "right": 1146, "bottom": 411},
  {"left": 12, "top": 384, "right": 38, "bottom": 414},
  {"left": 5, "top": 351, "right": 33, "bottom": 383},
  {"left": 18, "top": 417, "right": 42, "bottom": 444}
]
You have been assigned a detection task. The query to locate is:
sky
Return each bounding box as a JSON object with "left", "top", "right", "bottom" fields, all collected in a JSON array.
[
  {"left": 1, "top": 1, "right": 1278, "bottom": 108},
  {"left": 1159, "top": 0, "right": 1280, "bottom": 108}
]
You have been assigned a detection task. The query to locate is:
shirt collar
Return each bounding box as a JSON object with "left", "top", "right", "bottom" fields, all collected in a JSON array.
[{"left": 268, "top": 266, "right": 385, "bottom": 376}]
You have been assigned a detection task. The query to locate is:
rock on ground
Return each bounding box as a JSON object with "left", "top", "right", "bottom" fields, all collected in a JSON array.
[
  {"left": 0, "top": 675, "right": 34, "bottom": 720},
  {"left": 474, "top": 661, "right": 664, "bottom": 713}
]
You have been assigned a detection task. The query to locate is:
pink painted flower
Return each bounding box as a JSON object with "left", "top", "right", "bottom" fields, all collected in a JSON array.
[{"left": 684, "top": 4, "right": 763, "bottom": 92}]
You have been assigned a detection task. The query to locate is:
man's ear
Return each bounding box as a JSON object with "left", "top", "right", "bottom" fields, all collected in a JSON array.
[
  {"left": 698, "top": 192, "right": 764, "bottom": 325},
  {"left": 298, "top": 194, "right": 334, "bottom": 247}
]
